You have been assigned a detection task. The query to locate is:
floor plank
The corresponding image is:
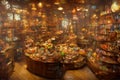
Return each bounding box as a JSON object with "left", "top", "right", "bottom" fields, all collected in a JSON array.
[
  {"left": 9, "top": 61, "right": 98, "bottom": 80},
  {"left": 63, "top": 67, "right": 98, "bottom": 80}
]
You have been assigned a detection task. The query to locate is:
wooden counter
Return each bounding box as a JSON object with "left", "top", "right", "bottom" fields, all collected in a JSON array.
[{"left": 25, "top": 56, "right": 64, "bottom": 79}]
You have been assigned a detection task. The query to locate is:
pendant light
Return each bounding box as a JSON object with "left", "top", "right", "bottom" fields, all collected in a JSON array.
[
  {"left": 38, "top": 2, "right": 43, "bottom": 8},
  {"left": 54, "top": 0, "right": 60, "bottom": 5},
  {"left": 58, "top": 6, "right": 63, "bottom": 10},
  {"left": 111, "top": 0, "right": 120, "bottom": 12}
]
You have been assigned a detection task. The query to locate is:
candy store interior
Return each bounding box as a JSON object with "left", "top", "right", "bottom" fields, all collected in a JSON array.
[{"left": 0, "top": 0, "right": 120, "bottom": 80}]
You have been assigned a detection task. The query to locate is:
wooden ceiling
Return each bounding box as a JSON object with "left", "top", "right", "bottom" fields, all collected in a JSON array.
[
  {"left": 7, "top": 0, "right": 112, "bottom": 7},
  {"left": 4, "top": 0, "right": 113, "bottom": 16},
  {"left": 6, "top": 0, "right": 112, "bottom": 12}
]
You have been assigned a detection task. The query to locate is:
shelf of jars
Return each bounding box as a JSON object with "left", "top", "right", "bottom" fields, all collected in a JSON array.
[
  {"left": 0, "top": 39, "right": 15, "bottom": 79},
  {"left": 24, "top": 29, "right": 86, "bottom": 79},
  {"left": 88, "top": 38, "right": 120, "bottom": 79},
  {"left": 88, "top": 54, "right": 120, "bottom": 80},
  {"left": 88, "top": 9, "right": 120, "bottom": 80}
]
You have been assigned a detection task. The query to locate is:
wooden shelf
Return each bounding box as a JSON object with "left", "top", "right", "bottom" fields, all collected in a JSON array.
[
  {"left": 99, "top": 46, "right": 119, "bottom": 54},
  {"left": 96, "top": 49, "right": 115, "bottom": 57},
  {"left": 87, "top": 59, "right": 120, "bottom": 80},
  {"left": 100, "top": 10, "right": 120, "bottom": 17},
  {"left": 99, "top": 56, "right": 118, "bottom": 64}
]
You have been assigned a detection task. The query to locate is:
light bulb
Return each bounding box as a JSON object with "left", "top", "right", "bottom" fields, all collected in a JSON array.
[{"left": 58, "top": 7, "right": 63, "bottom": 10}]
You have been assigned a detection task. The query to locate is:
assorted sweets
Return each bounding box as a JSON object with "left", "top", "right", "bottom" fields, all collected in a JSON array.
[
  {"left": 55, "top": 44, "right": 85, "bottom": 63},
  {"left": 24, "top": 30, "right": 86, "bottom": 70},
  {"left": 25, "top": 38, "right": 62, "bottom": 62}
]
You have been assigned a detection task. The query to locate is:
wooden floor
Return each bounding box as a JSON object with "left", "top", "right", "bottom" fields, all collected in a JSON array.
[{"left": 9, "top": 60, "right": 99, "bottom": 80}]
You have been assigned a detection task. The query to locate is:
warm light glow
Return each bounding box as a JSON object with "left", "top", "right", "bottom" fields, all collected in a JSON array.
[
  {"left": 32, "top": 7, "right": 37, "bottom": 10},
  {"left": 81, "top": 0, "right": 85, "bottom": 3},
  {"left": 78, "top": 0, "right": 85, "bottom": 3},
  {"left": 42, "top": 14, "right": 46, "bottom": 18},
  {"left": 93, "top": 14, "right": 96, "bottom": 17},
  {"left": 76, "top": 7, "right": 81, "bottom": 11},
  {"left": 54, "top": 2, "right": 60, "bottom": 5},
  {"left": 32, "top": 3, "right": 37, "bottom": 10},
  {"left": 86, "top": 9, "right": 88, "bottom": 11},
  {"left": 107, "top": 20, "right": 111, "bottom": 24},
  {"left": 54, "top": 0, "right": 60, "bottom": 5},
  {"left": 72, "top": 9, "right": 76, "bottom": 14},
  {"left": 92, "top": 14, "right": 97, "bottom": 19},
  {"left": 16, "top": 10, "right": 21, "bottom": 13},
  {"left": 76, "top": 7, "right": 83, "bottom": 11},
  {"left": 38, "top": 12, "right": 42, "bottom": 16},
  {"left": 111, "top": 2, "right": 120, "bottom": 12},
  {"left": 73, "top": 15, "right": 78, "bottom": 20},
  {"left": 58, "top": 6, "right": 63, "bottom": 10},
  {"left": 84, "top": 9, "right": 88, "bottom": 12},
  {"left": 77, "top": 8, "right": 80, "bottom": 11},
  {"left": 38, "top": 2, "right": 43, "bottom": 8}
]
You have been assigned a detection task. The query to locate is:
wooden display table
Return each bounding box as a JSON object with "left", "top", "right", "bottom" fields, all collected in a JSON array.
[{"left": 25, "top": 56, "right": 64, "bottom": 79}]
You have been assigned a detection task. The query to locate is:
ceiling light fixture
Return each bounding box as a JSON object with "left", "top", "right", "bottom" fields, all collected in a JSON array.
[
  {"left": 38, "top": 2, "right": 43, "bottom": 8},
  {"left": 54, "top": 0, "right": 60, "bottom": 5},
  {"left": 58, "top": 6, "right": 63, "bottom": 10}
]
